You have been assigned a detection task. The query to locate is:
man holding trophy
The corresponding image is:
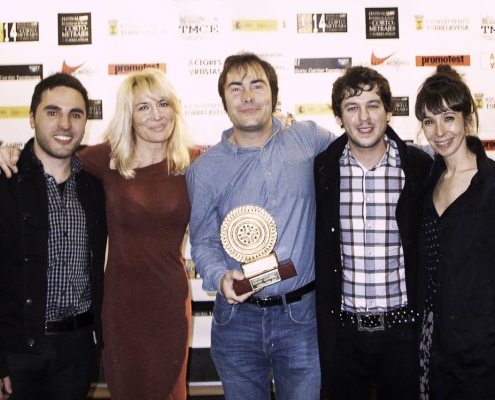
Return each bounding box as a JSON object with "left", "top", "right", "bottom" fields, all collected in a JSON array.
[{"left": 186, "top": 53, "right": 335, "bottom": 400}]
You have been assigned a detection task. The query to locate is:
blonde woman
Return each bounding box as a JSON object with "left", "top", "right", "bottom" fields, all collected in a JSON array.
[{"left": 77, "top": 68, "right": 199, "bottom": 400}]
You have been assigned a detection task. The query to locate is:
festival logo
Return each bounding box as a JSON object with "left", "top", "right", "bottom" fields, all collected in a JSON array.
[
  {"left": 0, "top": 106, "right": 30, "bottom": 118},
  {"left": 365, "top": 8, "right": 399, "bottom": 39},
  {"left": 62, "top": 61, "right": 85, "bottom": 75},
  {"left": 295, "top": 104, "right": 332, "bottom": 116},
  {"left": 486, "top": 95, "right": 495, "bottom": 110},
  {"left": 179, "top": 14, "right": 219, "bottom": 40},
  {"left": 371, "top": 52, "right": 395, "bottom": 66},
  {"left": 393, "top": 97, "right": 409, "bottom": 116},
  {"left": 232, "top": 20, "right": 278, "bottom": 31},
  {"left": 420, "top": 17, "right": 469, "bottom": 31},
  {"left": 58, "top": 13, "right": 92, "bottom": 45},
  {"left": 297, "top": 14, "right": 347, "bottom": 33},
  {"left": 0, "top": 22, "right": 39, "bottom": 42},
  {"left": 481, "top": 14, "right": 495, "bottom": 40},
  {"left": 368, "top": 52, "right": 409, "bottom": 69},
  {"left": 294, "top": 58, "right": 351, "bottom": 73},
  {"left": 107, "top": 19, "right": 167, "bottom": 36},
  {"left": 416, "top": 55, "right": 470, "bottom": 67},
  {"left": 108, "top": 63, "right": 166, "bottom": 76},
  {"left": 474, "top": 93, "right": 484, "bottom": 109},
  {"left": 183, "top": 102, "right": 226, "bottom": 116},
  {"left": 415, "top": 15, "right": 424, "bottom": 30},
  {"left": 0, "top": 64, "right": 42, "bottom": 80},
  {"left": 88, "top": 100, "right": 103, "bottom": 120}
]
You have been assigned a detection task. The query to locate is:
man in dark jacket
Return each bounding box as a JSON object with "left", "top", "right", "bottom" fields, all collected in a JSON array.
[
  {"left": 0, "top": 73, "right": 107, "bottom": 400},
  {"left": 314, "top": 66, "right": 432, "bottom": 399}
]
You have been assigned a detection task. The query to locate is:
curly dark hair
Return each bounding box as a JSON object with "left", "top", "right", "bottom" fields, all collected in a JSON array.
[{"left": 331, "top": 66, "right": 394, "bottom": 120}]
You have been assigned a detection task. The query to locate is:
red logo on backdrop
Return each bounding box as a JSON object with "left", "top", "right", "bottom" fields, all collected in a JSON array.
[
  {"left": 371, "top": 52, "right": 395, "bottom": 66},
  {"left": 61, "top": 61, "right": 85, "bottom": 74}
]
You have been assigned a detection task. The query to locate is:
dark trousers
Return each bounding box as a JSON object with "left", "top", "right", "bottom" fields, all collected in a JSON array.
[
  {"left": 4, "top": 324, "right": 96, "bottom": 400},
  {"left": 328, "top": 320, "right": 419, "bottom": 400}
]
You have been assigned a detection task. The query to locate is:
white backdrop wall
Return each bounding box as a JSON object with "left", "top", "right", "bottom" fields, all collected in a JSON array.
[{"left": 1, "top": 0, "right": 495, "bottom": 149}]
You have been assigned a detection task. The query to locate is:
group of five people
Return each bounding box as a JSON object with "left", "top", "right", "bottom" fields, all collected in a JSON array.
[{"left": 0, "top": 53, "right": 493, "bottom": 400}]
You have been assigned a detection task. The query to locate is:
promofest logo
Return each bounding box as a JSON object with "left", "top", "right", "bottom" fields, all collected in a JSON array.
[
  {"left": 108, "top": 63, "right": 166, "bottom": 76},
  {"left": 415, "top": 55, "right": 470, "bottom": 67}
]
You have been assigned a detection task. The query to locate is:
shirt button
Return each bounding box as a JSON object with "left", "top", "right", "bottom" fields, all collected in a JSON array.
[
  {"left": 266, "top": 172, "right": 271, "bottom": 177},
  {"left": 270, "top": 200, "right": 275, "bottom": 205},
  {"left": 26, "top": 299, "right": 32, "bottom": 305},
  {"left": 27, "top": 338, "right": 35, "bottom": 346}
]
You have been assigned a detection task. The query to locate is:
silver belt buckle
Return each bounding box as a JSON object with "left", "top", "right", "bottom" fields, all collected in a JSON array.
[{"left": 356, "top": 311, "right": 385, "bottom": 332}]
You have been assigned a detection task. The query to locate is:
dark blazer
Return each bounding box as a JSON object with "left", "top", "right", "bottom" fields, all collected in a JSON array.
[
  {"left": 419, "top": 136, "right": 495, "bottom": 398},
  {"left": 313, "top": 126, "right": 433, "bottom": 390},
  {"left": 0, "top": 139, "right": 107, "bottom": 378}
]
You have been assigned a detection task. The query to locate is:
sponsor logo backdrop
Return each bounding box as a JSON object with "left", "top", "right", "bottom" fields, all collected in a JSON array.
[{"left": 1, "top": 0, "right": 495, "bottom": 149}]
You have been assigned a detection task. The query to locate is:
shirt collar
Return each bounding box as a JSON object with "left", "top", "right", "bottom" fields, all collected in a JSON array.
[
  {"left": 221, "top": 117, "right": 283, "bottom": 155},
  {"left": 339, "top": 134, "right": 402, "bottom": 169},
  {"left": 29, "top": 143, "right": 83, "bottom": 175}
]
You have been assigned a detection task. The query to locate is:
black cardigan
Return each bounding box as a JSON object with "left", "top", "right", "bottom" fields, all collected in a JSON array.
[
  {"left": 313, "top": 126, "right": 433, "bottom": 391},
  {"left": 0, "top": 139, "right": 107, "bottom": 378},
  {"left": 419, "top": 136, "right": 495, "bottom": 398}
]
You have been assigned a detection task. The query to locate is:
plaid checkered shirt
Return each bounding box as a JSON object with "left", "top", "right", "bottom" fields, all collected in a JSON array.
[
  {"left": 31, "top": 147, "right": 91, "bottom": 319},
  {"left": 339, "top": 136, "right": 407, "bottom": 313}
]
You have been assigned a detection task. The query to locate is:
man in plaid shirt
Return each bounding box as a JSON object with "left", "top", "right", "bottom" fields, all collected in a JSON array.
[
  {"left": 0, "top": 73, "right": 107, "bottom": 400},
  {"left": 314, "top": 66, "right": 432, "bottom": 399}
]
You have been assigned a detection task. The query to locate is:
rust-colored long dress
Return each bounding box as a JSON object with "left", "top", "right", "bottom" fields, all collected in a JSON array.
[{"left": 78, "top": 143, "right": 194, "bottom": 400}]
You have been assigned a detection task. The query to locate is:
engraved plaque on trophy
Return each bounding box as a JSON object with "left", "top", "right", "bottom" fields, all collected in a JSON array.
[{"left": 220, "top": 205, "right": 297, "bottom": 295}]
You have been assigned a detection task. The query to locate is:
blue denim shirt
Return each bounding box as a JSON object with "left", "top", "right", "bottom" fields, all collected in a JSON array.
[{"left": 186, "top": 117, "right": 335, "bottom": 296}]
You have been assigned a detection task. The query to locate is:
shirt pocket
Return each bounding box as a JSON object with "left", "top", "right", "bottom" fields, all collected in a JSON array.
[{"left": 283, "top": 156, "right": 314, "bottom": 198}]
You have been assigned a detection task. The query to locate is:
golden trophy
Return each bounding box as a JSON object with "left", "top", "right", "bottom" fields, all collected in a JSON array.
[{"left": 220, "top": 205, "right": 296, "bottom": 295}]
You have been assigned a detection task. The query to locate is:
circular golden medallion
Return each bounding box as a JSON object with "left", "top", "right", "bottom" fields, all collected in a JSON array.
[{"left": 220, "top": 205, "right": 277, "bottom": 263}]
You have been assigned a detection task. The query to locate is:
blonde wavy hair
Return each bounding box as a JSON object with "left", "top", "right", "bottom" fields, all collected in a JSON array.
[{"left": 103, "top": 68, "right": 194, "bottom": 179}]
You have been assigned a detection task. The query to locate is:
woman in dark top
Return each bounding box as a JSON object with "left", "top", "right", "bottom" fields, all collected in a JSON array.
[{"left": 416, "top": 65, "right": 495, "bottom": 399}]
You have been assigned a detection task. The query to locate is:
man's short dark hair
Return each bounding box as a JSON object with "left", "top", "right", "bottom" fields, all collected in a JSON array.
[
  {"left": 30, "top": 73, "right": 90, "bottom": 118},
  {"left": 331, "top": 66, "right": 394, "bottom": 120},
  {"left": 218, "top": 53, "right": 279, "bottom": 113}
]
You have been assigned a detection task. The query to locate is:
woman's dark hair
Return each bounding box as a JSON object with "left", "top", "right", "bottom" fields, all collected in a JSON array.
[
  {"left": 415, "top": 65, "right": 478, "bottom": 134},
  {"left": 331, "top": 66, "right": 394, "bottom": 120},
  {"left": 218, "top": 53, "right": 279, "bottom": 112},
  {"left": 30, "top": 72, "right": 90, "bottom": 118}
]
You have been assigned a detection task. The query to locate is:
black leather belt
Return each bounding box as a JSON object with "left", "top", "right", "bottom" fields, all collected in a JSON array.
[
  {"left": 245, "top": 281, "right": 315, "bottom": 308},
  {"left": 45, "top": 311, "right": 93, "bottom": 334},
  {"left": 340, "top": 306, "right": 416, "bottom": 332}
]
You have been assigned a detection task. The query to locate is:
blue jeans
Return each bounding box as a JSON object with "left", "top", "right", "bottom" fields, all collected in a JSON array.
[{"left": 210, "top": 290, "right": 320, "bottom": 400}]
